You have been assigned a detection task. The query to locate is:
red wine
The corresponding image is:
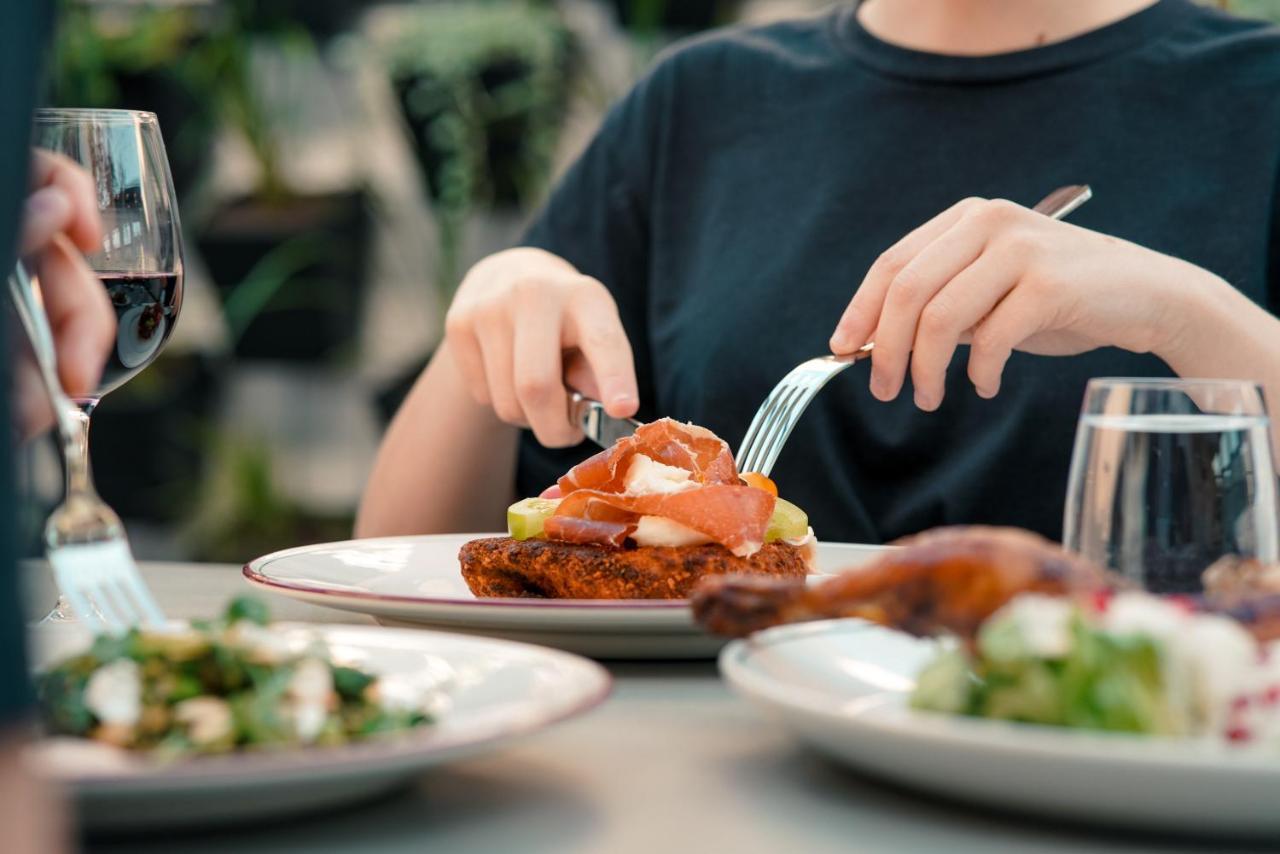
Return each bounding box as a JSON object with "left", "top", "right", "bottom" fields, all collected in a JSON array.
[{"left": 96, "top": 271, "right": 183, "bottom": 396}]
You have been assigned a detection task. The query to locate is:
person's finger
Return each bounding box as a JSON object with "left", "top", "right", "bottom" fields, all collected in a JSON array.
[
  {"left": 908, "top": 251, "right": 1020, "bottom": 411},
  {"left": 967, "top": 286, "right": 1045, "bottom": 399},
  {"left": 20, "top": 187, "right": 73, "bottom": 256},
  {"left": 563, "top": 351, "right": 601, "bottom": 401},
  {"left": 474, "top": 314, "right": 524, "bottom": 427},
  {"left": 563, "top": 279, "right": 638, "bottom": 418},
  {"left": 866, "top": 213, "right": 991, "bottom": 402},
  {"left": 29, "top": 150, "right": 102, "bottom": 253},
  {"left": 11, "top": 359, "right": 55, "bottom": 440},
  {"left": 443, "top": 312, "right": 491, "bottom": 406},
  {"left": 36, "top": 235, "right": 114, "bottom": 398},
  {"left": 512, "top": 295, "right": 580, "bottom": 447},
  {"left": 829, "top": 196, "right": 986, "bottom": 356}
]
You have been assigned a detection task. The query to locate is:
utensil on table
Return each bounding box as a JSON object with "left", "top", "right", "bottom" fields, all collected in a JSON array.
[
  {"left": 1062, "top": 377, "right": 1279, "bottom": 593},
  {"left": 734, "top": 184, "right": 1093, "bottom": 477},
  {"left": 8, "top": 262, "right": 165, "bottom": 632}
]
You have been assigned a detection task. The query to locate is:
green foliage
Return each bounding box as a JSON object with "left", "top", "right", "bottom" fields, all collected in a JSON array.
[
  {"left": 375, "top": 2, "right": 574, "bottom": 293},
  {"left": 1225, "top": 0, "right": 1280, "bottom": 22}
]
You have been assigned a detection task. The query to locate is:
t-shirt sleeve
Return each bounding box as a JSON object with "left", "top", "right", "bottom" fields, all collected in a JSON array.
[{"left": 514, "top": 65, "right": 669, "bottom": 497}]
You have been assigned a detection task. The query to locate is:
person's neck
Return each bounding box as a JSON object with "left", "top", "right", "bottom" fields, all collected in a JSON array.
[{"left": 856, "top": 0, "right": 1162, "bottom": 55}]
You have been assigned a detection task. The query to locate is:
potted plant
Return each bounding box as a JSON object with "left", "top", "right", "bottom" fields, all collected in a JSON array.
[
  {"left": 193, "top": 2, "right": 373, "bottom": 364},
  {"left": 373, "top": 2, "right": 574, "bottom": 296}
]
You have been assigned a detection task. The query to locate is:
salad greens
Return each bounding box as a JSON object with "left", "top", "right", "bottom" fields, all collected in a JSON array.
[
  {"left": 37, "top": 597, "right": 433, "bottom": 758},
  {"left": 911, "top": 604, "right": 1186, "bottom": 735}
]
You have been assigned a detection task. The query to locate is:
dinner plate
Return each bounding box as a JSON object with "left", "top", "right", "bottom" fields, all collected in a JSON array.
[
  {"left": 27, "top": 623, "right": 610, "bottom": 831},
  {"left": 721, "top": 619, "right": 1280, "bottom": 835},
  {"left": 244, "top": 534, "right": 887, "bottom": 659}
]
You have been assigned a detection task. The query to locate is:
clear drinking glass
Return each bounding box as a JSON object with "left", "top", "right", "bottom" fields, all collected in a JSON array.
[
  {"left": 1063, "top": 378, "right": 1279, "bottom": 593},
  {"left": 29, "top": 109, "right": 184, "bottom": 617}
]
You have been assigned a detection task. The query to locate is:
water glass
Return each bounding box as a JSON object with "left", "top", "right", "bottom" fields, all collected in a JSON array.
[{"left": 1063, "top": 378, "right": 1279, "bottom": 593}]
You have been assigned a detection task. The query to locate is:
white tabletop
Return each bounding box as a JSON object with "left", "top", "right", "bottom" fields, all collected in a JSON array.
[{"left": 26, "top": 562, "right": 1270, "bottom": 854}]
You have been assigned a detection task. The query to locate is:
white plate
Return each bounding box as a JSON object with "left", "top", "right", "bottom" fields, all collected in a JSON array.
[
  {"left": 29, "top": 623, "right": 610, "bottom": 831},
  {"left": 721, "top": 619, "right": 1280, "bottom": 835},
  {"left": 244, "top": 534, "right": 887, "bottom": 659}
]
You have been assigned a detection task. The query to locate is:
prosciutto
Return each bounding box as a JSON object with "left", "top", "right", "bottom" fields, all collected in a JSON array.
[{"left": 550, "top": 419, "right": 774, "bottom": 557}]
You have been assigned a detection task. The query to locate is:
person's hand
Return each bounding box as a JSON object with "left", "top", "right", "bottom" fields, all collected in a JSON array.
[
  {"left": 828, "top": 196, "right": 1207, "bottom": 410},
  {"left": 13, "top": 150, "right": 114, "bottom": 436},
  {"left": 444, "top": 247, "right": 639, "bottom": 447}
]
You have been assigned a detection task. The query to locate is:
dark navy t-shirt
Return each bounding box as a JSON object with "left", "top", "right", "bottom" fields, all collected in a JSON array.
[{"left": 518, "top": 0, "right": 1280, "bottom": 545}]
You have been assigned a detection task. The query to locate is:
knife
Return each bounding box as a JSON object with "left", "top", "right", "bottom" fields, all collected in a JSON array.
[{"left": 569, "top": 392, "right": 642, "bottom": 449}]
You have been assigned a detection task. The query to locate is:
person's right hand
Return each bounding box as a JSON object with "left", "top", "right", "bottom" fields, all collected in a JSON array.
[
  {"left": 14, "top": 150, "right": 113, "bottom": 438},
  {"left": 444, "top": 247, "right": 639, "bottom": 447}
]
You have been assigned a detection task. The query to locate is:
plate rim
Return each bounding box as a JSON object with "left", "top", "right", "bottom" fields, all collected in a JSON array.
[
  {"left": 243, "top": 533, "right": 886, "bottom": 612},
  {"left": 720, "top": 618, "right": 1280, "bottom": 775},
  {"left": 36, "top": 623, "right": 613, "bottom": 792}
]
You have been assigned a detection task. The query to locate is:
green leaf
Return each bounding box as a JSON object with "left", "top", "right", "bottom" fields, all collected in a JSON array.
[
  {"left": 332, "top": 666, "right": 375, "bottom": 701},
  {"left": 225, "top": 596, "right": 271, "bottom": 627}
]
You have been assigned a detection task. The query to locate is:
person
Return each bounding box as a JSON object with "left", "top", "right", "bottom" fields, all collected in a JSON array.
[
  {"left": 357, "top": 0, "right": 1280, "bottom": 545},
  {"left": 0, "top": 4, "right": 117, "bottom": 851}
]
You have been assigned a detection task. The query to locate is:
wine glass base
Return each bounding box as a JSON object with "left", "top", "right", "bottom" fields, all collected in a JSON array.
[{"left": 41, "top": 596, "right": 86, "bottom": 624}]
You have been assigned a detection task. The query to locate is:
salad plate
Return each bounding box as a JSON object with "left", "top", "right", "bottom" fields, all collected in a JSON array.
[
  {"left": 28, "top": 623, "right": 610, "bottom": 831},
  {"left": 721, "top": 619, "right": 1280, "bottom": 835},
  {"left": 244, "top": 534, "right": 886, "bottom": 658}
]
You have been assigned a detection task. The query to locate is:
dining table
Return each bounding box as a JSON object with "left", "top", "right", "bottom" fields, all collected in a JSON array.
[{"left": 24, "top": 560, "right": 1277, "bottom": 854}]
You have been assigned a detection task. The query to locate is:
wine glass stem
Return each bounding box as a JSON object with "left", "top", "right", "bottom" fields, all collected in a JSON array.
[{"left": 65, "top": 399, "right": 98, "bottom": 497}]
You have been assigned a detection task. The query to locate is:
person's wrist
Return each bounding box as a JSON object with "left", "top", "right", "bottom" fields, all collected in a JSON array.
[{"left": 1147, "top": 259, "right": 1234, "bottom": 370}]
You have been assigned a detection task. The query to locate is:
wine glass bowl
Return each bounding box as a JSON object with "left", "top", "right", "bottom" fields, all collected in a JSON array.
[
  {"left": 31, "top": 109, "right": 184, "bottom": 401},
  {"left": 1063, "top": 378, "right": 1280, "bottom": 593}
]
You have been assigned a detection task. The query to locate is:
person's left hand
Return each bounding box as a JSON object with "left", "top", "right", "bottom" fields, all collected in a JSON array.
[
  {"left": 828, "top": 196, "right": 1213, "bottom": 411},
  {"left": 13, "top": 150, "right": 114, "bottom": 437}
]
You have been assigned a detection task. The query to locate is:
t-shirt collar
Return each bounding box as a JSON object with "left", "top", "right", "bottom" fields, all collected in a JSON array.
[{"left": 834, "top": 0, "right": 1196, "bottom": 83}]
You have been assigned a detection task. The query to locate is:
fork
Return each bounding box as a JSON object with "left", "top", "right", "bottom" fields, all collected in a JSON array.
[
  {"left": 734, "top": 184, "right": 1094, "bottom": 477},
  {"left": 8, "top": 262, "right": 165, "bottom": 633}
]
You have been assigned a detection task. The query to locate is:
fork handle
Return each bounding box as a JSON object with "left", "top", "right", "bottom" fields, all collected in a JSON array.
[{"left": 8, "top": 262, "right": 94, "bottom": 490}]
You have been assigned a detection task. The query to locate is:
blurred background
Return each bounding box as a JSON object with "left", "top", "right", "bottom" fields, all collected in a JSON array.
[{"left": 21, "top": 0, "right": 1280, "bottom": 564}]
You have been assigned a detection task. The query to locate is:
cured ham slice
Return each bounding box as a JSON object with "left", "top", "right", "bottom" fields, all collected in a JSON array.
[
  {"left": 543, "top": 517, "right": 632, "bottom": 547},
  {"left": 549, "top": 418, "right": 774, "bottom": 556},
  {"left": 554, "top": 485, "right": 774, "bottom": 557},
  {"left": 557, "top": 419, "right": 738, "bottom": 495}
]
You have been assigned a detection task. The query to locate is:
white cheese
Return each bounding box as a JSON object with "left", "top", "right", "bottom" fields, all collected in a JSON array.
[
  {"left": 288, "top": 657, "right": 335, "bottom": 743},
  {"left": 84, "top": 659, "right": 142, "bottom": 728},
  {"left": 624, "top": 454, "right": 697, "bottom": 496},
  {"left": 991, "top": 594, "right": 1074, "bottom": 658},
  {"left": 174, "top": 697, "right": 234, "bottom": 745},
  {"left": 630, "top": 515, "right": 712, "bottom": 547}
]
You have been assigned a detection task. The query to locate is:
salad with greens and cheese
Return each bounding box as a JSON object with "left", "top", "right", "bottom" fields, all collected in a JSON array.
[
  {"left": 912, "top": 590, "right": 1280, "bottom": 743},
  {"left": 37, "top": 597, "right": 437, "bottom": 759}
]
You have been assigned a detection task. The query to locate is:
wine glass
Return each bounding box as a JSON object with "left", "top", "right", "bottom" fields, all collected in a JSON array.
[
  {"left": 1063, "top": 378, "right": 1279, "bottom": 593},
  {"left": 29, "top": 109, "right": 184, "bottom": 618}
]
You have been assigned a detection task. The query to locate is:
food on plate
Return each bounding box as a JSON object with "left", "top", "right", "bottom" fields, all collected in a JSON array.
[
  {"left": 460, "top": 418, "right": 814, "bottom": 599},
  {"left": 911, "top": 590, "right": 1280, "bottom": 743},
  {"left": 692, "top": 526, "right": 1116, "bottom": 640},
  {"left": 37, "top": 597, "right": 436, "bottom": 758}
]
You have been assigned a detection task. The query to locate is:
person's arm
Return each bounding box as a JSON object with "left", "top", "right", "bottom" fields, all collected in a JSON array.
[
  {"left": 355, "top": 248, "right": 638, "bottom": 536},
  {"left": 827, "top": 196, "right": 1280, "bottom": 450}
]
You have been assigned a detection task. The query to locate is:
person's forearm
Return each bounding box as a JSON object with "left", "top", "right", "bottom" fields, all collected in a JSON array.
[
  {"left": 0, "top": 727, "right": 67, "bottom": 854},
  {"left": 1157, "top": 269, "right": 1280, "bottom": 452},
  {"left": 356, "top": 344, "right": 519, "bottom": 537}
]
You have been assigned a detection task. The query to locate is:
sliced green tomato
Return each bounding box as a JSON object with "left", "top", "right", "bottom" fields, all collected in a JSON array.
[
  {"left": 507, "top": 497, "right": 561, "bottom": 540},
  {"left": 765, "top": 497, "right": 808, "bottom": 543}
]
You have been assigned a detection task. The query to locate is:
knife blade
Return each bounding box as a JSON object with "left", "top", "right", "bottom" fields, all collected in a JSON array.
[{"left": 569, "top": 392, "right": 642, "bottom": 449}]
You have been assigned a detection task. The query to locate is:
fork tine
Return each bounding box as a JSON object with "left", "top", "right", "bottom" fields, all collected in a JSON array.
[
  {"left": 116, "top": 575, "right": 166, "bottom": 628},
  {"left": 85, "top": 586, "right": 127, "bottom": 634},
  {"left": 741, "top": 382, "right": 806, "bottom": 474},
  {"left": 737, "top": 381, "right": 797, "bottom": 472},
  {"left": 751, "top": 383, "right": 813, "bottom": 477}
]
